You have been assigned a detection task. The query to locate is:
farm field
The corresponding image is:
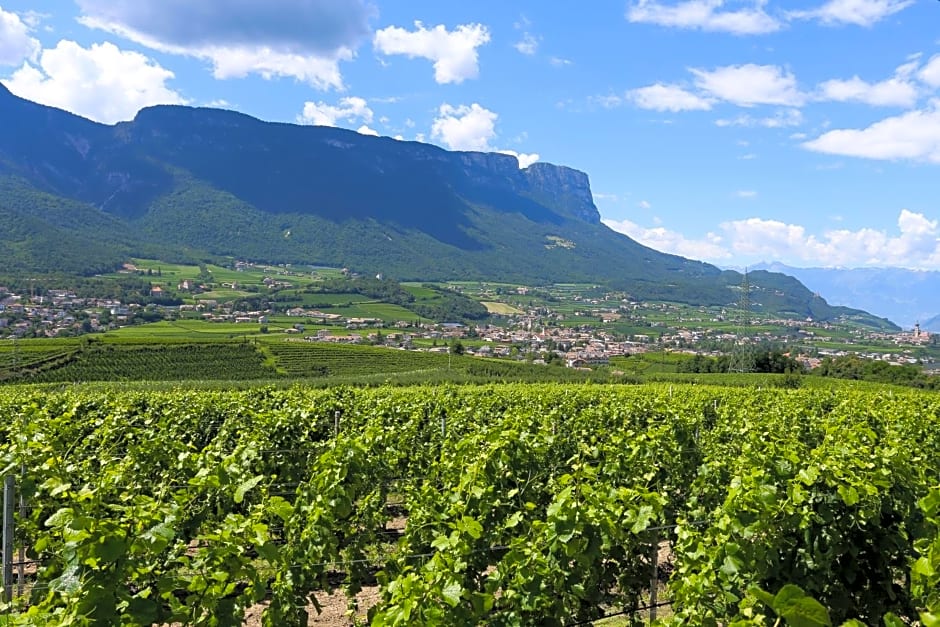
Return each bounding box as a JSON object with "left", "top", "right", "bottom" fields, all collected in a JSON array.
[
  {"left": 3, "top": 331, "right": 929, "bottom": 390},
  {"left": 24, "top": 342, "right": 277, "bottom": 382},
  {"left": 480, "top": 301, "right": 524, "bottom": 315},
  {"left": 323, "top": 302, "right": 421, "bottom": 321},
  {"left": 0, "top": 384, "right": 936, "bottom": 625},
  {"left": 0, "top": 338, "right": 614, "bottom": 385}
]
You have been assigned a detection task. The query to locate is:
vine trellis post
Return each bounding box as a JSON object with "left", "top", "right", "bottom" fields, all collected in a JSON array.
[{"left": 2, "top": 474, "right": 14, "bottom": 602}]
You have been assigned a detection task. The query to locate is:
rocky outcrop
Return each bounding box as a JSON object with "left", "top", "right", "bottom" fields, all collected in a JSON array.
[{"left": 524, "top": 162, "right": 600, "bottom": 224}]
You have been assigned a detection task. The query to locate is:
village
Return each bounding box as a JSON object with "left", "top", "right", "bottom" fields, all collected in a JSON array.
[{"left": 1, "top": 281, "right": 935, "bottom": 371}]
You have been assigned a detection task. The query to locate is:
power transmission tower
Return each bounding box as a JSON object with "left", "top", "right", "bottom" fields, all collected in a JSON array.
[{"left": 728, "top": 268, "right": 755, "bottom": 373}]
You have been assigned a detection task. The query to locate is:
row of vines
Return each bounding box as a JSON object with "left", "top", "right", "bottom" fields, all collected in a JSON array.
[
  {"left": 0, "top": 384, "right": 937, "bottom": 625},
  {"left": 25, "top": 344, "right": 275, "bottom": 382}
]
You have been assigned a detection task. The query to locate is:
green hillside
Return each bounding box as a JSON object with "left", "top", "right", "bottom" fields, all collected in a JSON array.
[{"left": 0, "top": 84, "right": 888, "bottom": 323}]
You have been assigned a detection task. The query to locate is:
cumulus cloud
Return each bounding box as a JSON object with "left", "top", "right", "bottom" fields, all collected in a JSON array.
[
  {"left": 76, "top": 0, "right": 373, "bottom": 89},
  {"left": 497, "top": 149, "right": 540, "bottom": 168},
  {"left": 429, "top": 103, "right": 539, "bottom": 168},
  {"left": 920, "top": 55, "right": 940, "bottom": 88},
  {"left": 373, "top": 21, "right": 490, "bottom": 84},
  {"left": 628, "top": 83, "right": 714, "bottom": 111},
  {"left": 605, "top": 210, "right": 940, "bottom": 269},
  {"left": 297, "top": 96, "right": 372, "bottom": 126},
  {"left": 3, "top": 40, "right": 185, "bottom": 123},
  {"left": 691, "top": 64, "right": 804, "bottom": 107},
  {"left": 0, "top": 6, "right": 39, "bottom": 66},
  {"left": 603, "top": 218, "right": 732, "bottom": 261},
  {"left": 431, "top": 103, "right": 497, "bottom": 151},
  {"left": 802, "top": 103, "right": 940, "bottom": 163},
  {"left": 789, "top": 0, "right": 914, "bottom": 27},
  {"left": 722, "top": 211, "right": 940, "bottom": 267},
  {"left": 817, "top": 69, "right": 919, "bottom": 107},
  {"left": 356, "top": 124, "right": 379, "bottom": 136},
  {"left": 625, "top": 59, "right": 927, "bottom": 125},
  {"left": 626, "top": 0, "right": 781, "bottom": 35}
]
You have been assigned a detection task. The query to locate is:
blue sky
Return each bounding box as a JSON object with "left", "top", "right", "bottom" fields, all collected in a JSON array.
[{"left": 2, "top": 0, "right": 940, "bottom": 270}]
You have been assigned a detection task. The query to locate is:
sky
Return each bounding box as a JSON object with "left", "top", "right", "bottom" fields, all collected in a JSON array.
[{"left": 2, "top": 0, "right": 940, "bottom": 271}]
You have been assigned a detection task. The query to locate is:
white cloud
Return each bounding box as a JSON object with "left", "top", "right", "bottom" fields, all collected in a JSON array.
[
  {"left": 789, "top": 0, "right": 913, "bottom": 27},
  {"left": 626, "top": 0, "right": 781, "bottom": 35},
  {"left": 373, "top": 21, "right": 490, "bottom": 84},
  {"left": 514, "top": 32, "right": 539, "bottom": 56},
  {"left": 920, "top": 55, "right": 940, "bottom": 88},
  {"left": 721, "top": 217, "right": 818, "bottom": 257},
  {"left": 356, "top": 124, "right": 379, "bottom": 136},
  {"left": 204, "top": 47, "right": 349, "bottom": 88},
  {"left": 603, "top": 218, "right": 732, "bottom": 261},
  {"left": 716, "top": 108, "right": 803, "bottom": 127},
  {"left": 430, "top": 104, "right": 539, "bottom": 166},
  {"left": 297, "top": 96, "right": 372, "bottom": 126},
  {"left": 604, "top": 210, "right": 940, "bottom": 269},
  {"left": 817, "top": 75, "right": 918, "bottom": 107},
  {"left": 803, "top": 103, "right": 940, "bottom": 163},
  {"left": 628, "top": 83, "right": 714, "bottom": 111},
  {"left": 721, "top": 211, "right": 940, "bottom": 268},
  {"left": 691, "top": 64, "right": 804, "bottom": 106},
  {"left": 3, "top": 40, "right": 185, "bottom": 123},
  {"left": 431, "top": 103, "right": 498, "bottom": 151},
  {"left": 638, "top": 200, "right": 652, "bottom": 210},
  {"left": 735, "top": 190, "right": 758, "bottom": 198},
  {"left": 0, "top": 6, "right": 39, "bottom": 66},
  {"left": 76, "top": 0, "right": 372, "bottom": 89},
  {"left": 550, "top": 56, "right": 573, "bottom": 67},
  {"left": 497, "top": 149, "right": 540, "bottom": 169}
]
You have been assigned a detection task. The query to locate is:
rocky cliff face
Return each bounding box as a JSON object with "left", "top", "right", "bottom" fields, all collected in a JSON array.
[
  {"left": 444, "top": 150, "right": 600, "bottom": 224},
  {"left": 524, "top": 162, "right": 600, "bottom": 224}
]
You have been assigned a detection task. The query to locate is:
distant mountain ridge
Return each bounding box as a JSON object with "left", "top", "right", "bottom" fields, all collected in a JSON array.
[
  {"left": 0, "top": 84, "right": 894, "bottom": 327},
  {"left": 752, "top": 262, "right": 940, "bottom": 329},
  {"left": 925, "top": 314, "right": 940, "bottom": 332}
]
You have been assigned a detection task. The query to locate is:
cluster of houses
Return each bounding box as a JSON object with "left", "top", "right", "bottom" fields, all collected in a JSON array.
[
  {"left": 0, "top": 288, "right": 116, "bottom": 337},
  {"left": 1, "top": 282, "right": 936, "bottom": 371}
]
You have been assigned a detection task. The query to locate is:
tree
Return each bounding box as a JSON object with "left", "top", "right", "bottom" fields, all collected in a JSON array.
[{"left": 449, "top": 339, "right": 465, "bottom": 355}]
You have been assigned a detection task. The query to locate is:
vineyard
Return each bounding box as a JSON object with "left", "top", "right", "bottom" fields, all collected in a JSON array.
[
  {"left": 266, "top": 342, "right": 458, "bottom": 378},
  {"left": 0, "top": 340, "right": 615, "bottom": 386},
  {"left": 264, "top": 342, "right": 610, "bottom": 384},
  {"left": 0, "top": 384, "right": 937, "bottom": 625},
  {"left": 17, "top": 343, "right": 277, "bottom": 383}
]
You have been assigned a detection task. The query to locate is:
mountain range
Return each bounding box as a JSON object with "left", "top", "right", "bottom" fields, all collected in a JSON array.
[
  {"left": 752, "top": 262, "right": 940, "bottom": 330},
  {"left": 0, "top": 83, "right": 894, "bottom": 327}
]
